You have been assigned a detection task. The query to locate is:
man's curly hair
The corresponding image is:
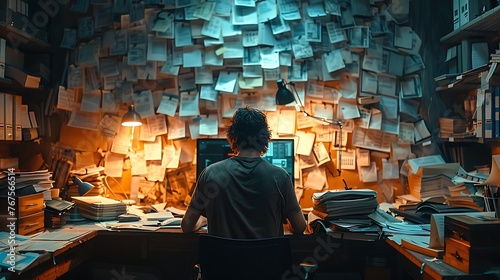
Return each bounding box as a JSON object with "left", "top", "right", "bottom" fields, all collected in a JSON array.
[{"left": 226, "top": 106, "right": 272, "bottom": 155}]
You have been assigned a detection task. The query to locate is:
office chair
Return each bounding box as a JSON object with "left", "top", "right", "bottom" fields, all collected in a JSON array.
[{"left": 197, "top": 234, "right": 316, "bottom": 280}]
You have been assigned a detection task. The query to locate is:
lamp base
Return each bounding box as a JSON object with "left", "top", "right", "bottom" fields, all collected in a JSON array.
[{"left": 66, "top": 205, "right": 86, "bottom": 223}]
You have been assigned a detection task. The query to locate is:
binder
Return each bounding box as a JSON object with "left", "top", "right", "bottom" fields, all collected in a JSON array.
[
  {"left": 453, "top": 0, "right": 460, "bottom": 30},
  {"left": 13, "top": 95, "right": 22, "bottom": 141},
  {"left": 484, "top": 89, "right": 492, "bottom": 138},
  {"left": 475, "top": 89, "right": 483, "bottom": 138},
  {"left": 0, "top": 93, "right": 4, "bottom": 140},
  {"left": 0, "top": 38, "right": 5, "bottom": 79},
  {"left": 494, "top": 86, "right": 500, "bottom": 138},
  {"left": 4, "top": 93, "right": 13, "bottom": 140}
]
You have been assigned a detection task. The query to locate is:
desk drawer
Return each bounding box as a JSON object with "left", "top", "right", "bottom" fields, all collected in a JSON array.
[
  {"left": 444, "top": 237, "right": 500, "bottom": 274},
  {"left": 18, "top": 211, "right": 44, "bottom": 235},
  {"left": 17, "top": 193, "right": 44, "bottom": 217}
]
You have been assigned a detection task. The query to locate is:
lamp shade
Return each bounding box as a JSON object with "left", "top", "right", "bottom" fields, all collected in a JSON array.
[
  {"left": 121, "top": 105, "right": 142, "bottom": 127},
  {"left": 275, "top": 79, "right": 295, "bottom": 105},
  {"left": 73, "top": 176, "right": 95, "bottom": 196},
  {"left": 480, "top": 155, "right": 500, "bottom": 186}
]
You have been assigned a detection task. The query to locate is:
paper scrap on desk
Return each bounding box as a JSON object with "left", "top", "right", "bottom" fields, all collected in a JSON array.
[{"left": 0, "top": 252, "right": 38, "bottom": 272}]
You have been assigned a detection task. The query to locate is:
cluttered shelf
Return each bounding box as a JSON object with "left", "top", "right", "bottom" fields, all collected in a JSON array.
[
  {"left": 434, "top": 64, "right": 497, "bottom": 94},
  {"left": 0, "top": 77, "right": 49, "bottom": 99},
  {"left": 440, "top": 4, "right": 500, "bottom": 47},
  {"left": 0, "top": 24, "right": 49, "bottom": 52}
]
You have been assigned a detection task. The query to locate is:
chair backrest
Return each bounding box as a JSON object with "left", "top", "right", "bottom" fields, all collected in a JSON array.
[{"left": 199, "top": 234, "right": 293, "bottom": 280}]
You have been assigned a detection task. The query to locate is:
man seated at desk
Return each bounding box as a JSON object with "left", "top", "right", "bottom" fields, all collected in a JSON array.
[{"left": 181, "top": 106, "right": 307, "bottom": 238}]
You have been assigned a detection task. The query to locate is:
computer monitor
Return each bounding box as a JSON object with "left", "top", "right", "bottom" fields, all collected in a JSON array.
[{"left": 196, "top": 138, "right": 295, "bottom": 186}]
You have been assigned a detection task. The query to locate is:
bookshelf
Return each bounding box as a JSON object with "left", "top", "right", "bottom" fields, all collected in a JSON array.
[{"left": 440, "top": 4, "right": 500, "bottom": 48}]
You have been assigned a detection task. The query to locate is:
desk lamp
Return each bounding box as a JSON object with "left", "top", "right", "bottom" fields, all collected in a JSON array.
[
  {"left": 276, "top": 79, "right": 344, "bottom": 175},
  {"left": 121, "top": 105, "right": 142, "bottom": 127},
  {"left": 476, "top": 155, "right": 500, "bottom": 217},
  {"left": 67, "top": 175, "right": 95, "bottom": 222}
]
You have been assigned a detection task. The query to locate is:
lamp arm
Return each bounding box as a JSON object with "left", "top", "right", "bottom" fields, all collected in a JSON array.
[
  {"left": 287, "top": 82, "right": 343, "bottom": 127},
  {"left": 286, "top": 81, "right": 343, "bottom": 176}
]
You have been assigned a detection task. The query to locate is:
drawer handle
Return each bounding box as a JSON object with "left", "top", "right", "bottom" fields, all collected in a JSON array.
[
  {"left": 27, "top": 203, "right": 39, "bottom": 207},
  {"left": 452, "top": 251, "right": 462, "bottom": 261},
  {"left": 26, "top": 222, "right": 39, "bottom": 228}
]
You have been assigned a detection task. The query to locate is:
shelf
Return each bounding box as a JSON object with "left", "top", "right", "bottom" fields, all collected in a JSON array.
[
  {"left": 0, "top": 77, "right": 49, "bottom": 103},
  {"left": 0, "top": 24, "right": 49, "bottom": 53},
  {"left": 440, "top": 5, "right": 500, "bottom": 47},
  {"left": 435, "top": 64, "right": 490, "bottom": 94}
]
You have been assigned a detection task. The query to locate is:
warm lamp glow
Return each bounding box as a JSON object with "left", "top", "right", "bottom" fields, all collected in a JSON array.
[{"left": 121, "top": 105, "right": 143, "bottom": 127}]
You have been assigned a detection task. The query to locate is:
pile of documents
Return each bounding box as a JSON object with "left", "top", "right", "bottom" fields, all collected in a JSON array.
[
  {"left": 312, "top": 189, "right": 379, "bottom": 220},
  {"left": 406, "top": 155, "right": 460, "bottom": 201},
  {"left": 71, "top": 196, "right": 126, "bottom": 221},
  {"left": 0, "top": 169, "right": 54, "bottom": 199}
]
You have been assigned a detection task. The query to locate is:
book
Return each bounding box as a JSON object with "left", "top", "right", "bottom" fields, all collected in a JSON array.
[
  {"left": 401, "top": 236, "right": 444, "bottom": 258},
  {"left": 45, "top": 199, "right": 75, "bottom": 213}
]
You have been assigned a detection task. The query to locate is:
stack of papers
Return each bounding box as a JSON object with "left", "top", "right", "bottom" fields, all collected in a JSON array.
[
  {"left": 312, "top": 189, "right": 378, "bottom": 219},
  {"left": 0, "top": 169, "right": 54, "bottom": 199},
  {"left": 71, "top": 196, "right": 126, "bottom": 221}
]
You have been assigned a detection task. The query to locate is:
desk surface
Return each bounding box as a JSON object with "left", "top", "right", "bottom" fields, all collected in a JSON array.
[
  {"left": 1, "top": 223, "right": 383, "bottom": 280},
  {"left": 386, "top": 238, "right": 498, "bottom": 280},
  {"left": 3, "top": 223, "right": 498, "bottom": 280}
]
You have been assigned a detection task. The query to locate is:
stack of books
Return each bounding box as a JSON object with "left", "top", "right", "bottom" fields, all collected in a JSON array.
[{"left": 438, "top": 117, "right": 468, "bottom": 138}]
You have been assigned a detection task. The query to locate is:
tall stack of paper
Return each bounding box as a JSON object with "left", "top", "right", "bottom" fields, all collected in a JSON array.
[
  {"left": 311, "top": 189, "right": 378, "bottom": 220},
  {"left": 407, "top": 156, "right": 460, "bottom": 201},
  {"left": 71, "top": 196, "right": 126, "bottom": 221}
]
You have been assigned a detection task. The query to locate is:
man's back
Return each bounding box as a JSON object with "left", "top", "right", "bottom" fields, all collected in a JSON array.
[{"left": 192, "top": 156, "right": 299, "bottom": 238}]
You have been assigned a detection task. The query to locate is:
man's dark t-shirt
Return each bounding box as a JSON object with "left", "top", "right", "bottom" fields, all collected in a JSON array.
[{"left": 188, "top": 156, "right": 300, "bottom": 238}]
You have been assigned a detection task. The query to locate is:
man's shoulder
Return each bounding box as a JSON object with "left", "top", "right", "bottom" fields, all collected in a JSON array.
[{"left": 205, "top": 158, "right": 233, "bottom": 171}]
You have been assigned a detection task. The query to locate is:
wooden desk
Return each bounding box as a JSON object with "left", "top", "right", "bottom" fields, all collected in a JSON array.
[
  {"left": 386, "top": 238, "right": 498, "bottom": 280},
  {"left": 2, "top": 226, "right": 390, "bottom": 280}
]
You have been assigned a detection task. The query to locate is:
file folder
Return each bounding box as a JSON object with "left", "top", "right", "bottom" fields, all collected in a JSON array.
[
  {"left": 0, "top": 93, "right": 4, "bottom": 140},
  {"left": 4, "top": 93, "right": 13, "bottom": 140},
  {"left": 484, "top": 89, "right": 492, "bottom": 138},
  {"left": 0, "top": 38, "right": 5, "bottom": 79},
  {"left": 14, "top": 95, "right": 22, "bottom": 141},
  {"left": 494, "top": 87, "right": 500, "bottom": 138}
]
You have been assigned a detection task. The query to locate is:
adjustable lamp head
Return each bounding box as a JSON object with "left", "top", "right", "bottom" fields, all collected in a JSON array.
[
  {"left": 121, "top": 105, "right": 143, "bottom": 127},
  {"left": 275, "top": 79, "right": 296, "bottom": 105},
  {"left": 73, "top": 176, "right": 94, "bottom": 196}
]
